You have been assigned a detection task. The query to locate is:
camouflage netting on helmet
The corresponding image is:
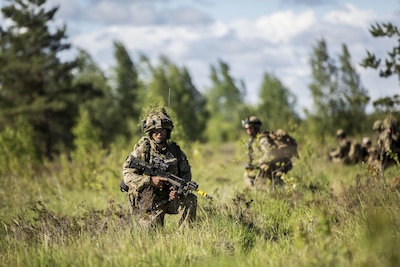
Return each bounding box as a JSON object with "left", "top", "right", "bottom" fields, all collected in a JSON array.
[
  {"left": 383, "top": 116, "right": 398, "bottom": 129},
  {"left": 141, "top": 106, "right": 174, "bottom": 133},
  {"left": 372, "top": 120, "right": 383, "bottom": 131},
  {"left": 242, "top": 116, "right": 262, "bottom": 129}
]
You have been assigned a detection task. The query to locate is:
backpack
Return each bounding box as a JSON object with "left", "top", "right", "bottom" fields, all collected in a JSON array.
[{"left": 263, "top": 129, "right": 299, "bottom": 159}]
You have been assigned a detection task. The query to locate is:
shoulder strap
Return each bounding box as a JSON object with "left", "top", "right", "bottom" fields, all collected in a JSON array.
[{"left": 167, "top": 140, "right": 183, "bottom": 158}]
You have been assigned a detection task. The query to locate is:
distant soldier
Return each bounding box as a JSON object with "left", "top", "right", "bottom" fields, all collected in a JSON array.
[
  {"left": 372, "top": 120, "right": 383, "bottom": 137},
  {"left": 242, "top": 116, "right": 298, "bottom": 188},
  {"left": 361, "top": 137, "right": 372, "bottom": 161},
  {"left": 360, "top": 137, "right": 380, "bottom": 165},
  {"left": 328, "top": 129, "right": 352, "bottom": 163},
  {"left": 377, "top": 116, "right": 400, "bottom": 168}
]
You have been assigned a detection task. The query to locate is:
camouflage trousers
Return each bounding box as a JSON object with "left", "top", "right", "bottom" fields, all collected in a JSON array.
[
  {"left": 243, "top": 170, "right": 284, "bottom": 188},
  {"left": 130, "top": 186, "right": 197, "bottom": 229},
  {"left": 243, "top": 158, "right": 292, "bottom": 188}
]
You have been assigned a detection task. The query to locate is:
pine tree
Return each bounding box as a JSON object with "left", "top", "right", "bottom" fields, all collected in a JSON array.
[
  {"left": 73, "top": 49, "right": 121, "bottom": 146},
  {"left": 113, "top": 41, "right": 142, "bottom": 125},
  {"left": 0, "top": 0, "right": 80, "bottom": 158}
]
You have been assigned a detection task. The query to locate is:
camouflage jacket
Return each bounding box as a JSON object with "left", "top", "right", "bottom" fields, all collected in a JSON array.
[
  {"left": 246, "top": 129, "right": 297, "bottom": 168},
  {"left": 122, "top": 136, "right": 191, "bottom": 195}
]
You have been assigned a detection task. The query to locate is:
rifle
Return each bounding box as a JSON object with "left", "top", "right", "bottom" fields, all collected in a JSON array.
[{"left": 120, "top": 157, "right": 212, "bottom": 200}]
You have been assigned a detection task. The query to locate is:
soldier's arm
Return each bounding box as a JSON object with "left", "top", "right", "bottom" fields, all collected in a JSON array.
[{"left": 122, "top": 149, "right": 152, "bottom": 192}]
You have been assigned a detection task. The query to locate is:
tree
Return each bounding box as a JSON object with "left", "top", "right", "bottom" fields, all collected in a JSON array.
[
  {"left": 204, "top": 60, "right": 246, "bottom": 142},
  {"left": 73, "top": 49, "right": 121, "bottom": 146},
  {"left": 307, "top": 39, "right": 370, "bottom": 137},
  {"left": 337, "top": 44, "right": 369, "bottom": 133},
  {"left": 306, "top": 38, "right": 342, "bottom": 139},
  {"left": 0, "top": 0, "right": 85, "bottom": 158},
  {"left": 113, "top": 40, "right": 142, "bottom": 134},
  {"left": 140, "top": 55, "right": 208, "bottom": 142},
  {"left": 360, "top": 22, "right": 400, "bottom": 78},
  {"left": 360, "top": 22, "right": 400, "bottom": 113},
  {"left": 256, "top": 72, "right": 299, "bottom": 131}
]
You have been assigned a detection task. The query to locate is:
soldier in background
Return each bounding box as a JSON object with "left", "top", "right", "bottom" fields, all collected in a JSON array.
[
  {"left": 242, "top": 116, "right": 298, "bottom": 188},
  {"left": 361, "top": 137, "right": 380, "bottom": 165},
  {"left": 242, "top": 116, "right": 263, "bottom": 187},
  {"left": 328, "top": 129, "right": 351, "bottom": 163},
  {"left": 361, "top": 137, "right": 372, "bottom": 161},
  {"left": 372, "top": 120, "right": 383, "bottom": 139},
  {"left": 377, "top": 116, "right": 400, "bottom": 168}
]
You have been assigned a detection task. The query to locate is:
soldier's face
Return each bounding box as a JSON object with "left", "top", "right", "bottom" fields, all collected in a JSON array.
[
  {"left": 246, "top": 126, "right": 257, "bottom": 137},
  {"left": 152, "top": 128, "right": 168, "bottom": 144}
]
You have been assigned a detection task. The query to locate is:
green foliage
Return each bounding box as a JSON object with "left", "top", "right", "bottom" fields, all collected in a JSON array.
[
  {"left": 73, "top": 49, "right": 124, "bottom": 146},
  {"left": 140, "top": 55, "right": 208, "bottom": 142},
  {"left": 113, "top": 41, "right": 143, "bottom": 138},
  {"left": 360, "top": 22, "right": 400, "bottom": 78},
  {"left": 307, "top": 38, "right": 340, "bottom": 138},
  {"left": 70, "top": 109, "right": 107, "bottom": 190},
  {"left": 205, "top": 60, "right": 246, "bottom": 142},
  {"left": 0, "top": 117, "right": 37, "bottom": 175},
  {"left": 306, "top": 39, "right": 369, "bottom": 139},
  {"left": 1, "top": 4, "right": 400, "bottom": 265},
  {"left": 256, "top": 72, "right": 300, "bottom": 130},
  {"left": 360, "top": 20, "right": 400, "bottom": 115},
  {"left": 372, "top": 95, "right": 400, "bottom": 113},
  {"left": 1, "top": 138, "right": 400, "bottom": 266},
  {"left": 0, "top": 0, "right": 81, "bottom": 158},
  {"left": 338, "top": 44, "right": 370, "bottom": 133}
]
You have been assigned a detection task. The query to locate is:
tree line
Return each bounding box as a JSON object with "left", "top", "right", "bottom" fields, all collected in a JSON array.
[{"left": 0, "top": 0, "right": 399, "bottom": 162}]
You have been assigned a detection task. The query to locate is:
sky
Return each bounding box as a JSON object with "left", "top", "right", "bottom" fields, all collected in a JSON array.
[{"left": 1, "top": 0, "right": 399, "bottom": 115}]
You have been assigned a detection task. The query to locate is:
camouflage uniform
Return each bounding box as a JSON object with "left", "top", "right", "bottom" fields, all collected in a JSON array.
[
  {"left": 242, "top": 116, "right": 297, "bottom": 187},
  {"left": 123, "top": 110, "right": 197, "bottom": 229},
  {"left": 376, "top": 116, "right": 400, "bottom": 168},
  {"left": 242, "top": 116, "right": 263, "bottom": 187},
  {"left": 329, "top": 129, "right": 351, "bottom": 163},
  {"left": 361, "top": 137, "right": 380, "bottom": 165}
]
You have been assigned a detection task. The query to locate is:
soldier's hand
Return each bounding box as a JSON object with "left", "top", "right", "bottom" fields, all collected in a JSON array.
[
  {"left": 150, "top": 176, "right": 168, "bottom": 188},
  {"left": 169, "top": 189, "right": 178, "bottom": 200}
]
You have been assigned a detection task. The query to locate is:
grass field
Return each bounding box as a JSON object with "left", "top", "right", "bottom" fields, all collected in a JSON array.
[{"left": 0, "top": 139, "right": 399, "bottom": 267}]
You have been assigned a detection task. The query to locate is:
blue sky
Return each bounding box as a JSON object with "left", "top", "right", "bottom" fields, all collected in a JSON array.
[{"left": 1, "top": 0, "right": 399, "bottom": 115}]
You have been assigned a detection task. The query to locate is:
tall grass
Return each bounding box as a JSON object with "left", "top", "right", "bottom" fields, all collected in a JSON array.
[{"left": 0, "top": 135, "right": 399, "bottom": 266}]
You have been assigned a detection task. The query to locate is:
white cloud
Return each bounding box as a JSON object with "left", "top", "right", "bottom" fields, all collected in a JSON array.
[
  {"left": 2, "top": 0, "right": 398, "bottom": 116},
  {"left": 324, "top": 4, "right": 377, "bottom": 28}
]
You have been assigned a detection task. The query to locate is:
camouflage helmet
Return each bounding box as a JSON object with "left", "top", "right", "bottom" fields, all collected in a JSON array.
[
  {"left": 141, "top": 109, "right": 174, "bottom": 134},
  {"left": 242, "top": 116, "right": 262, "bottom": 129},
  {"left": 372, "top": 120, "right": 383, "bottom": 131},
  {"left": 336, "top": 129, "right": 345, "bottom": 137},
  {"left": 362, "top": 137, "right": 371, "bottom": 145}
]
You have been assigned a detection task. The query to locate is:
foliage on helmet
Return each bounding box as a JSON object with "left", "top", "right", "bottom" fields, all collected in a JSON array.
[
  {"left": 241, "top": 116, "right": 262, "bottom": 129},
  {"left": 383, "top": 116, "right": 398, "bottom": 129},
  {"left": 372, "top": 120, "right": 383, "bottom": 131},
  {"left": 141, "top": 107, "right": 174, "bottom": 133}
]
